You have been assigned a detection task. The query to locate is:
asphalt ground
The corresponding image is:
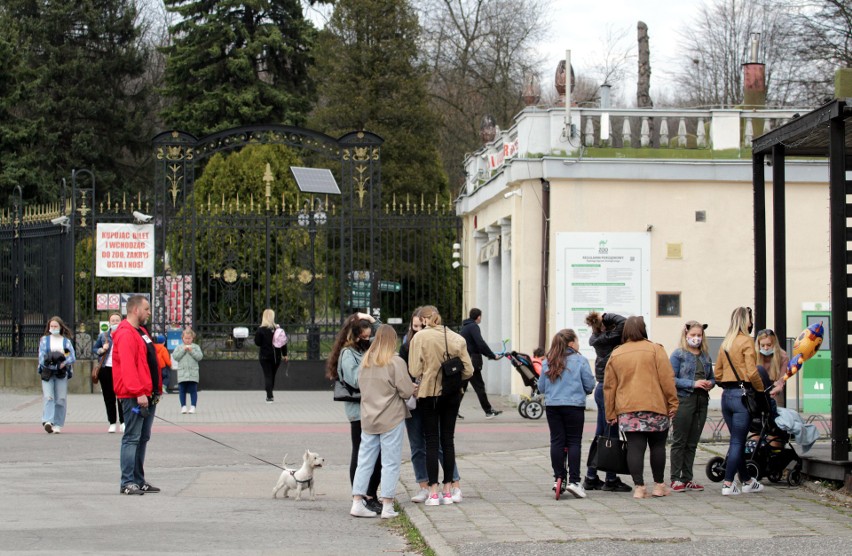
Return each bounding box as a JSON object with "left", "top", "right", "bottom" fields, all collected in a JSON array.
[{"left": 1, "top": 389, "right": 850, "bottom": 556}]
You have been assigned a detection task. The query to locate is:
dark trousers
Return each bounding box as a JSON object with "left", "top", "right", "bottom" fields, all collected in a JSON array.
[
  {"left": 670, "top": 391, "right": 709, "bottom": 483},
  {"left": 259, "top": 358, "right": 281, "bottom": 398},
  {"left": 464, "top": 354, "right": 492, "bottom": 413},
  {"left": 350, "top": 420, "right": 381, "bottom": 499},
  {"left": 421, "top": 392, "right": 463, "bottom": 485},
  {"left": 545, "top": 405, "right": 584, "bottom": 483},
  {"left": 625, "top": 430, "right": 669, "bottom": 486},
  {"left": 98, "top": 366, "right": 123, "bottom": 425},
  {"left": 587, "top": 382, "right": 618, "bottom": 481}
]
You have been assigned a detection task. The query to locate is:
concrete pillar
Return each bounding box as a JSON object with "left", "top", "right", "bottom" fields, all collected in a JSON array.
[
  {"left": 486, "top": 227, "right": 502, "bottom": 394},
  {"left": 499, "top": 219, "right": 513, "bottom": 395}
]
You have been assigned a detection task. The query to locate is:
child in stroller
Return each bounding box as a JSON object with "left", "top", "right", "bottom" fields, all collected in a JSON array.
[
  {"left": 497, "top": 341, "right": 544, "bottom": 419},
  {"left": 706, "top": 367, "right": 803, "bottom": 486}
]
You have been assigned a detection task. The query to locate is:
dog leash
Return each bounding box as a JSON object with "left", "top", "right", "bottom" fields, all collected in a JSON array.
[{"left": 153, "top": 414, "right": 285, "bottom": 470}]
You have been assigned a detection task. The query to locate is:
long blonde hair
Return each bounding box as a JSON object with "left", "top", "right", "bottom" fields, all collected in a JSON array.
[
  {"left": 680, "top": 320, "right": 709, "bottom": 354},
  {"left": 361, "top": 325, "right": 398, "bottom": 368},
  {"left": 755, "top": 329, "right": 782, "bottom": 381},
  {"left": 721, "top": 307, "right": 752, "bottom": 352},
  {"left": 261, "top": 309, "right": 276, "bottom": 329}
]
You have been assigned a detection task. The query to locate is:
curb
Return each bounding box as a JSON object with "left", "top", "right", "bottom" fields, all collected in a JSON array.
[{"left": 400, "top": 484, "right": 458, "bottom": 556}]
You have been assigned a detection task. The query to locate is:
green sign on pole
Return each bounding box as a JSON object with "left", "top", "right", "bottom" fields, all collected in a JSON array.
[{"left": 378, "top": 280, "right": 402, "bottom": 293}]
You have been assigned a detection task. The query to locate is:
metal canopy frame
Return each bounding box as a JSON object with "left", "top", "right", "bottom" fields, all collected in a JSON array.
[{"left": 752, "top": 98, "right": 851, "bottom": 462}]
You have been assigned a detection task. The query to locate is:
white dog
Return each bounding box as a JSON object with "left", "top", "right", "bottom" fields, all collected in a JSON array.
[{"left": 272, "top": 450, "right": 325, "bottom": 501}]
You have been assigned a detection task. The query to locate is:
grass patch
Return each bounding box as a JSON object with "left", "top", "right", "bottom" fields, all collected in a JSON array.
[{"left": 381, "top": 505, "right": 435, "bottom": 556}]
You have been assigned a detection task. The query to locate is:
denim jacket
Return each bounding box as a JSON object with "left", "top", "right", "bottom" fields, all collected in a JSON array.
[
  {"left": 538, "top": 351, "right": 596, "bottom": 407},
  {"left": 670, "top": 347, "right": 714, "bottom": 398},
  {"left": 38, "top": 335, "right": 77, "bottom": 379}
]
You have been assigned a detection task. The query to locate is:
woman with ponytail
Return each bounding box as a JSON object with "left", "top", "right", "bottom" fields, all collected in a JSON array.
[{"left": 538, "top": 329, "right": 596, "bottom": 498}]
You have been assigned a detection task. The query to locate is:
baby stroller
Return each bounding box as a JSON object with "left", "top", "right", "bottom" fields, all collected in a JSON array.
[
  {"left": 706, "top": 392, "right": 803, "bottom": 487},
  {"left": 498, "top": 341, "right": 544, "bottom": 419}
]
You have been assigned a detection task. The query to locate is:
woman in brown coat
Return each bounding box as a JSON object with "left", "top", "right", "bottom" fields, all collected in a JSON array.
[{"left": 604, "top": 316, "right": 679, "bottom": 499}]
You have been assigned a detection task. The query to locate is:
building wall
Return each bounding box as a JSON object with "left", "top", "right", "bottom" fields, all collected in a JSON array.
[{"left": 460, "top": 159, "right": 829, "bottom": 403}]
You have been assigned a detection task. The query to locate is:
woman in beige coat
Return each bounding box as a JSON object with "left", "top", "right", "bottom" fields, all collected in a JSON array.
[
  {"left": 349, "top": 325, "right": 415, "bottom": 519},
  {"left": 604, "top": 316, "right": 678, "bottom": 499},
  {"left": 408, "top": 306, "right": 473, "bottom": 506}
]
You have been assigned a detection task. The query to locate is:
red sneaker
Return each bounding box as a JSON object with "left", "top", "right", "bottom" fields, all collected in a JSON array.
[
  {"left": 685, "top": 481, "right": 705, "bottom": 492},
  {"left": 670, "top": 480, "right": 687, "bottom": 493}
]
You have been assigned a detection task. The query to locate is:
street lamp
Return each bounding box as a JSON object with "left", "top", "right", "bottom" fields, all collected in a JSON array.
[{"left": 298, "top": 198, "right": 327, "bottom": 359}]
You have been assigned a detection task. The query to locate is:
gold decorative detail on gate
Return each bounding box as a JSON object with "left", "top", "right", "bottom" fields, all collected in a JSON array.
[
  {"left": 168, "top": 163, "right": 182, "bottom": 207},
  {"left": 298, "top": 269, "right": 313, "bottom": 284},
  {"left": 77, "top": 197, "right": 91, "bottom": 227},
  {"left": 354, "top": 165, "right": 369, "bottom": 208},
  {"left": 222, "top": 268, "right": 238, "bottom": 283}
]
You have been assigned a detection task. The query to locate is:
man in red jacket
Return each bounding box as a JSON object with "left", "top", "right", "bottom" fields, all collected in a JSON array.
[{"left": 113, "top": 295, "right": 161, "bottom": 495}]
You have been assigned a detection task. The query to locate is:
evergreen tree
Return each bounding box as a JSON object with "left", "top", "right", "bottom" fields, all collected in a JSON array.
[
  {"left": 309, "top": 0, "right": 448, "bottom": 200},
  {"left": 160, "top": 0, "right": 317, "bottom": 137},
  {"left": 0, "top": 0, "right": 152, "bottom": 205}
]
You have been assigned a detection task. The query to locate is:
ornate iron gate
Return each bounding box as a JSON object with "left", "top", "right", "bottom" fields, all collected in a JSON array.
[{"left": 64, "top": 125, "right": 461, "bottom": 361}]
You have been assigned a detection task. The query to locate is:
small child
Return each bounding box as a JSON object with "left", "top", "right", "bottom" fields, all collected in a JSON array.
[
  {"left": 172, "top": 328, "right": 203, "bottom": 414},
  {"left": 531, "top": 348, "right": 545, "bottom": 376},
  {"left": 153, "top": 335, "right": 172, "bottom": 394}
]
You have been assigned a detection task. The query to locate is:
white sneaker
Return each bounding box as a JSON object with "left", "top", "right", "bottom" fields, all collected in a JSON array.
[
  {"left": 53, "top": 426, "right": 61, "bottom": 434},
  {"left": 181, "top": 406, "right": 188, "bottom": 414},
  {"left": 451, "top": 487, "right": 462, "bottom": 503},
  {"left": 350, "top": 500, "right": 377, "bottom": 518},
  {"left": 411, "top": 488, "right": 430, "bottom": 503},
  {"left": 742, "top": 478, "right": 765, "bottom": 493},
  {"left": 566, "top": 482, "right": 587, "bottom": 499},
  {"left": 120, "top": 423, "right": 125, "bottom": 433},
  {"left": 381, "top": 504, "right": 398, "bottom": 519},
  {"left": 424, "top": 493, "right": 441, "bottom": 506},
  {"left": 722, "top": 482, "right": 741, "bottom": 496},
  {"left": 440, "top": 491, "right": 453, "bottom": 505},
  {"left": 188, "top": 406, "right": 196, "bottom": 414},
  {"left": 108, "top": 424, "right": 117, "bottom": 433}
]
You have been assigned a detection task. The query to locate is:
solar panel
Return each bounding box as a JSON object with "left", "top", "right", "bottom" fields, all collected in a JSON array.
[{"left": 290, "top": 167, "right": 341, "bottom": 195}]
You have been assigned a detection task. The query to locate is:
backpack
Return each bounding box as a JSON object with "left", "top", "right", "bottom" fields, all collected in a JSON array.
[{"left": 272, "top": 326, "right": 288, "bottom": 348}]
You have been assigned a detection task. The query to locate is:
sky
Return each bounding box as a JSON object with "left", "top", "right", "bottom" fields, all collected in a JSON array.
[
  {"left": 534, "top": 0, "right": 705, "bottom": 105},
  {"left": 305, "top": 0, "right": 706, "bottom": 107}
]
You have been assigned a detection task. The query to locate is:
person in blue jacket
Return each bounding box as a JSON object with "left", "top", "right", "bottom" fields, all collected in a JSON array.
[
  {"left": 539, "top": 328, "right": 596, "bottom": 498},
  {"left": 669, "top": 320, "right": 715, "bottom": 492},
  {"left": 38, "top": 316, "right": 77, "bottom": 434}
]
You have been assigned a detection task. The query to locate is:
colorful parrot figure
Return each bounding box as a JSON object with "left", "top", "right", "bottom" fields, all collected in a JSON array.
[{"left": 782, "top": 321, "right": 824, "bottom": 382}]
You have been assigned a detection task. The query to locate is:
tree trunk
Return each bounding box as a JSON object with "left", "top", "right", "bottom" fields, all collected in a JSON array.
[{"left": 637, "top": 21, "right": 654, "bottom": 146}]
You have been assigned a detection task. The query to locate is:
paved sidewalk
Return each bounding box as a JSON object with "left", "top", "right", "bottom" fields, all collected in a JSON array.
[{"left": 2, "top": 390, "right": 850, "bottom": 555}]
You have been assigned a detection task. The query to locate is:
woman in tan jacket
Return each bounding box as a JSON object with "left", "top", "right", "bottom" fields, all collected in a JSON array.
[
  {"left": 604, "top": 316, "right": 678, "bottom": 499},
  {"left": 714, "top": 306, "right": 766, "bottom": 496},
  {"left": 408, "top": 306, "right": 473, "bottom": 506},
  {"left": 350, "top": 325, "right": 415, "bottom": 519}
]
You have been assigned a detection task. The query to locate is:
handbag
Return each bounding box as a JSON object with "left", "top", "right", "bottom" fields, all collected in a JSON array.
[
  {"left": 724, "top": 351, "right": 769, "bottom": 416},
  {"left": 439, "top": 326, "right": 463, "bottom": 396},
  {"left": 91, "top": 358, "right": 102, "bottom": 385},
  {"left": 333, "top": 377, "right": 360, "bottom": 402},
  {"left": 594, "top": 424, "right": 630, "bottom": 475}
]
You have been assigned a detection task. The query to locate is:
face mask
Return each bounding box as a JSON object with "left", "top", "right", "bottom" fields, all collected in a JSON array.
[
  {"left": 357, "top": 338, "right": 371, "bottom": 351},
  {"left": 110, "top": 324, "right": 119, "bottom": 331},
  {"left": 49, "top": 328, "right": 60, "bottom": 335},
  {"left": 760, "top": 348, "right": 774, "bottom": 356},
  {"left": 686, "top": 336, "right": 702, "bottom": 348}
]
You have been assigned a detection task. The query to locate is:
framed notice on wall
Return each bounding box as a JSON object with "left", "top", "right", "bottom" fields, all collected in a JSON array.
[{"left": 554, "top": 232, "right": 651, "bottom": 355}]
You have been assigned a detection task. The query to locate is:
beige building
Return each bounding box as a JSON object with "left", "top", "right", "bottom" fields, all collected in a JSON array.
[{"left": 457, "top": 105, "right": 828, "bottom": 407}]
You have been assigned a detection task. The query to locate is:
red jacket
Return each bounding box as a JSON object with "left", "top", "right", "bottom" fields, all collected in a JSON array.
[{"left": 112, "top": 320, "right": 159, "bottom": 398}]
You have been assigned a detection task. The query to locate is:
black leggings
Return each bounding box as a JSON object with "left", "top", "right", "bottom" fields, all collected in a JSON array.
[
  {"left": 98, "top": 366, "right": 123, "bottom": 425},
  {"left": 350, "top": 420, "right": 381, "bottom": 499},
  {"left": 259, "top": 358, "right": 280, "bottom": 398},
  {"left": 625, "top": 430, "right": 668, "bottom": 486},
  {"left": 421, "top": 392, "right": 463, "bottom": 486}
]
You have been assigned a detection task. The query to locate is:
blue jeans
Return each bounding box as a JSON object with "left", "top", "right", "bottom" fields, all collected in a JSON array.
[
  {"left": 41, "top": 376, "right": 68, "bottom": 426},
  {"left": 120, "top": 398, "right": 156, "bottom": 488},
  {"left": 179, "top": 381, "right": 198, "bottom": 407},
  {"left": 352, "top": 421, "right": 406, "bottom": 499},
  {"left": 405, "top": 405, "right": 460, "bottom": 484},
  {"left": 721, "top": 388, "right": 752, "bottom": 483},
  {"left": 587, "top": 382, "right": 617, "bottom": 481}
]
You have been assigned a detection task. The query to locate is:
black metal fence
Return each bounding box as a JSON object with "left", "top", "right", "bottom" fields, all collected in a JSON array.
[{"left": 0, "top": 125, "right": 462, "bottom": 360}]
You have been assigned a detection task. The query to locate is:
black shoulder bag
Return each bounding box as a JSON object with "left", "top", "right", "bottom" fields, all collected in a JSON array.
[
  {"left": 333, "top": 349, "right": 361, "bottom": 402},
  {"left": 723, "top": 351, "right": 769, "bottom": 416},
  {"left": 440, "top": 326, "right": 464, "bottom": 396}
]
